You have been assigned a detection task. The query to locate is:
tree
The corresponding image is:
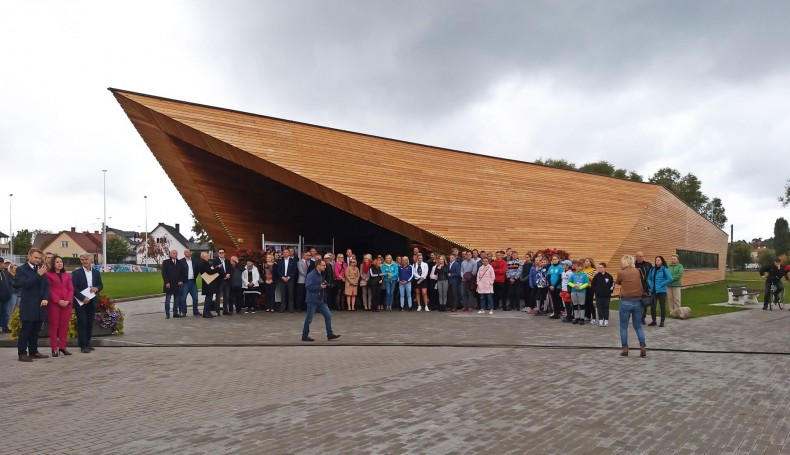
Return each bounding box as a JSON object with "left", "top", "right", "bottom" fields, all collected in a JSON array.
[
  {"left": 701, "top": 197, "right": 728, "bottom": 229},
  {"left": 579, "top": 160, "right": 616, "bottom": 176},
  {"left": 136, "top": 235, "right": 171, "bottom": 266},
  {"left": 727, "top": 241, "right": 752, "bottom": 270},
  {"left": 757, "top": 248, "right": 777, "bottom": 267},
  {"left": 534, "top": 158, "right": 576, "bottom": 170},
  {"left": 191, "top": 213, "right": 214, "bottom": 250},
  {"left": 106, "top": 235, "right": 131, "bottom": 263},
  {"left": 627, "top": 171, "right": 644, "bottom": 182},
  {"left": 773, "top": 217, "right": 790, "bottom": 257},
  {"left": 779, "top": 179, "right": 790, "bottom": 206},
  {"left": 12, "top": 229, "right": 33, "bottom": 254},
  {"left": 648, "top": 167, "right": 682, "bottom": 190}
]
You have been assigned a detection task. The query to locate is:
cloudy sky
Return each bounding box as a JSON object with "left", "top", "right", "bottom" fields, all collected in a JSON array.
[{"left": 1, "top": 0, "right": 788, "bottom": 246}]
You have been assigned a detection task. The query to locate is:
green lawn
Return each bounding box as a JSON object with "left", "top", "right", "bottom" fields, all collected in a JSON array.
[
  {"left": 101, "top": 272, "right": 168, "bottom": 299},
  {"left": 610, "top": 270, "right": 773, "bottom": 318}
]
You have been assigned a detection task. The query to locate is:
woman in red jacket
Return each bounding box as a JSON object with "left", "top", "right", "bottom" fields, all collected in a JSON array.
[{"left": 46, "top": 255, "right": 74, "bottom": 357}]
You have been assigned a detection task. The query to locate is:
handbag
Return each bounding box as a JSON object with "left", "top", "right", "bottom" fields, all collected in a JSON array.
[{"left": 641, "top": 294, "right": 653, "bottom": 308}]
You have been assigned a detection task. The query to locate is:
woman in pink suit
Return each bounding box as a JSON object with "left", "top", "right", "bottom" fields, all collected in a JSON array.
[{"left": 46, "top": 255, "right": 73, "bottom": 357}]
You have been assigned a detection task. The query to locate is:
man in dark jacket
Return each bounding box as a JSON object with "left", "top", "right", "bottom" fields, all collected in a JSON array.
[
  {"left": 161, "top": 249, "right": 183, "bottom": 318},
  {"left": 15, "top": 248, "right": 50, "bottom": 362},
  {"left": 229, "top": 255, "right": 245, "bottom": 314},
  {"left": 200, "top": 252, "right": 221, "bottom": 318},
  {"left": 301, "top": 260, "right": 340, "bottom": 342},
  {"left": 635, "top": 251, "right": 652, "bottom": 325},
  {"left": 759, "top": 258, "right": 785, "bottom": 310}
]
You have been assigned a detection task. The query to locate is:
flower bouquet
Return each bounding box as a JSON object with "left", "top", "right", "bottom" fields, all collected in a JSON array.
[{"left": 95, "top": 295, "right": 125, "bottom": 334}]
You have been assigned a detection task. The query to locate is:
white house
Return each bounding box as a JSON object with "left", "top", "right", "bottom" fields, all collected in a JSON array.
[{"left": 138, "top": 223, "right": 211, "bottom": 265}]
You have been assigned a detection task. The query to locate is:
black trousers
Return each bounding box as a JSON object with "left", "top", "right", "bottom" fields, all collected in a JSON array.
[
  {"left": 507, "top": 280, "right": 521, "bottom": 310},
  {"left": 244, "top": 292, "right": 258, "bottom": 310},
  {"left": 230, "top": 286, "right": 243, "bottom": 313},
  {"left": 278, "top": 280, "right": 296, "bottom": 311},
  {"left": 494, "top": 282, "right": 506, "bottom": 310},
  {"left": 584, "top": 289, "right": 597, "bottom": 320},
  {"left": 641, "top": 292, "right": 667, "bottom": 323},
  {"left": 18, "top": 320, "right": 43, "bottom": 355},
  {"left": 369, "top": 280, "right": 381, "bottom": 310},
  {"left": 219, "top": 280, "right": 231, "bottom": 312},
  {"left": 296, "top": 283, "right": 306, "bottom": 311},
  {"left": 521, "top": 282, "right": 534, "bottom": 309},
  {"left": 75, "top": 303, "right": 96, "bottom": 349},
  {"left": 549, "top": 287, "right": 562, "bottom": 315}
]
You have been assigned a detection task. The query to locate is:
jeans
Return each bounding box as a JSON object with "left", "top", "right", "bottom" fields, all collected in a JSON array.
[
  {"left": 449, "top": 282, "right": 462, "bottom": 310},
  {"left": 0, "top": 297, "right": 13, "bottom": 331},
  {"left": 479, "top": 293, "right": 494, "bottom": 310},
  {"left": 619, "top": 299, "right": 646, "bottom": 348},
  {"left": 462, "top": 284, "right": 476, "bottom": 309},
  {"left": 384, "top": 281, "right": 396, "bottom": 308},
  {"left": 181, "top": 280, "right": 199, "bottom": 315},
  {"left": 436, "top": 280, "right": 448, "bottom": 307},
  {"left": 164, "top": 290, "right": 179, "bottom": 316},
  {"left": 74, "top": 302, "right": 96, "bottom": 349},
  {"left": 302, "top": 301, "right": 334, "bottom": 339},
  {"left": 399, "top": 281, "right": 412, "bottom": 309}
]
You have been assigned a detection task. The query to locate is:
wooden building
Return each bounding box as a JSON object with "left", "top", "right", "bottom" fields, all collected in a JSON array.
[{"left": 111, "top": 88, "right": 727, "bottom": 285}]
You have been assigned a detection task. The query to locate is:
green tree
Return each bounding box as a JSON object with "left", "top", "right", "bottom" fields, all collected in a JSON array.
[
  {"left": 191, "top": 213, "right": 213, "bottom": 249},
  {"left": 779, "top": 179, "right": 790, "bottom": 206},
  {"left": 579, "top": 160, "right": 616, "bottom": 176},
  {"left": 727, "top": 241, "right": 752, "bottom": 270},
  {"left": 106, "top": 235, "right": 131, "bottom": 263},
  {"left": 757, "top": 248, "right": 777, "bottom": 267},
  {"left": 12, "top": 229, "right": 33, "bottom": 254},
  {"left": 627, "top": 171, "right": 644, "bottom": 182},
  {"left": 648, "top": 167, "right": 682, "bottom": 190},
  {"left": 534, "top": 158, "right": 576, "bottom": 170},
  {"left": 773, "top": 217, "right": 790, "bottom": 257},
  {"left": 701, "top": 197, "right": 728, "bottom": 229}
]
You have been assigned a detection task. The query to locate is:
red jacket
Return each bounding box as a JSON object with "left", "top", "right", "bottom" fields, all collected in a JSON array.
[
  {"left": 491, "top": 259, "right": 507, "bottom": 283},
  {"left": 46, "top": 270, "right": 74, "bottom": 306}
]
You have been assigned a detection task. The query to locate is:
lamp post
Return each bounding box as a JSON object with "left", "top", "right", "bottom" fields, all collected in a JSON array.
[
  {"left": 144, "top": 195, "right": 148, "bottom": 266},
  {"left": 8, "top": 193, "right": 12, "bottom": 257},
  {"left": 102, "top": 170, "right": 107, "bottom": 272}
]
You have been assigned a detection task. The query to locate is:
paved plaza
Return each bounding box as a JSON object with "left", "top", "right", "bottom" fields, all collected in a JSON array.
[{"left": 2, "top": 298, "right": 789, "bottom": 454}]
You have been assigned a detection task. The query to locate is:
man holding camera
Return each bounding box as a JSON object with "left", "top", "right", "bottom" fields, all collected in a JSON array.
[{"left": 301, "top": 260, "right": 341, "bottom": 342}]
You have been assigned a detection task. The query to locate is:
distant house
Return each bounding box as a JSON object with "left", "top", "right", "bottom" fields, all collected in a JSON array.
[
  {"left": 138, "top": 223, "right": 211, "bottom": 265},
  {"left": 107, "top": 227, "right": 141, "bottom": 263},
  {"left": 38, "top": 228, "right": 104, "bottom": 265},
  {"left": 0, "top": 231, "right": 9, "bottom": 256}
]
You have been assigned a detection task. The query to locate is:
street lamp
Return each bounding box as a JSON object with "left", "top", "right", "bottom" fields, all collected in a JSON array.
[
  {"left": 8, "top": 193, "right": 12, "bottom": 257},
  {"left": 144, "top": 195, "right": 148, "bottom": 266},
  {"left": 102, "top": 170, "right": 107, "bottom": 272}
]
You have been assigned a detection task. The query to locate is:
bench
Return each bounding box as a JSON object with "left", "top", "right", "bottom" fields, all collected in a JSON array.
[{"left": 726, "top": 285, "right": 760, "bottom": 305}]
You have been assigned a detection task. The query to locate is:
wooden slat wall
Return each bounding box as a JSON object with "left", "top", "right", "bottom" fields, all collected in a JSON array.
[{"left": 112, "top": 89, "right": 727, "bottom": 285}]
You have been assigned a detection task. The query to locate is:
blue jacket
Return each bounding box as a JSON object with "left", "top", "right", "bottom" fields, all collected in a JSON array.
[
  {"left": 647, "top": 266, "right": 673, "bottom": 294},
  {"left": 16, "top": 262, "right": 50, "bottom": 322},
  {"left": 449, "top": 261, "right": 462, "bottom": 285},
  {"left": 547, "top": 264, "right": 563, "bottom": 287},
  {"left": 305, "top": 269, "right": 326, "bottom": 304},
  {"left": 398, "top": 265, "right": 413, "bottom": 282},
  {"left": 530, "top": 266, "right": 548, "bottom": 288}
]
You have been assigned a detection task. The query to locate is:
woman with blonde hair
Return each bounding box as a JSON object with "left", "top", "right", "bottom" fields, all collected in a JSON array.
[
  {"left": 360, "top": 254, "right": 372, "bottom": 310},
  {"left": 344, "top": 257, "right": 360, "bottom": 311},
  {"left": 616, "top": 255, "right": 647, "bottom": 357}
]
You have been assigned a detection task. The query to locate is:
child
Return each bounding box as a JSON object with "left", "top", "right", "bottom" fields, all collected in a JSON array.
[
  {"left": 560, "top": 260, "right": 574, "bottom": 323},
  {"left": 532, "top": 257, "right": 550, "bottom": 315},
  {"left": 591, "top": 262, "right": 615, "bottom": 327},
  {"left": 568, "top": 260, "right": 590, "bottom": 325}
]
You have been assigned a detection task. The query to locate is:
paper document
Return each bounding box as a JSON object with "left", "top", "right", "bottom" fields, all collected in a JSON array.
[
  {"left": 201, "top": 272, "right": 217, "bottom": 285},
  {"left": 77, "top": 288, "right": 96, "bottom": 306}
]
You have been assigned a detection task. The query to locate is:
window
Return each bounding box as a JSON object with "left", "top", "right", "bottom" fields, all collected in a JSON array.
[
  {"left": 61, "top": 240, "right": 69, "bottom": 248},
  {"left": 676, "top": 249, "right": 719, "bottom": 270},
  {"left": 73, "top": 253, "right": 78, "bottom": 258}
]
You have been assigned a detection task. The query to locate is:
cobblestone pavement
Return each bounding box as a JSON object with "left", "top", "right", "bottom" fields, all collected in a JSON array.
[{"left": 1, "top": 297, "right": 789, "bottom": 454}]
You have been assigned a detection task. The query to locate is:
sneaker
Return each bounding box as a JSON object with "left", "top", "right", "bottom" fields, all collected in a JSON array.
[
  {"left": 488, "top": 310, "right": 494, "bottom": 315},
  {"left": 425, "top": 307, "right": 430, "bottom": 312},
  {"left": 591, "top": 319, "right": 597, "bottom": 325},
  {"left": 251, "top": 309, "right": 256, "bottom": 314},
  {"left": 604, "top": 320, "right": 609, "bottom": 327},
  {"left": 478, "top": 310, "right": 485, "bottom": 314},
  {"left": 417, "top": 306, "right": 422, "bottom": 312},
  {"left": 599, "top": 320, "right": 604, "bottom": 327},
  {"left": 244, "top": 309, "right": 250, "bottom": 314}
]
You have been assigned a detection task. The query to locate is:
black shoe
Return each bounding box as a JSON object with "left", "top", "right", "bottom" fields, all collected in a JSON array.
[
  {"left": 30, "top": 352, "right": 49, "bottom": 359},
  {"left": 572, "top": 319, "right": 578, "bottom": 324},
  {"left": 327, "top": 334, "right": 341, "bottom": 340},
  {"left": 550, "top": 314, "right": 560, "bottom": 319},
  {"left": 659, "top": 322, "right": 665, "bottom": 327},
  {"left": 89, "top": 347, "right": 95, "bottom": 351},
  {"left": 173, "top": 314, "right": 182, "bottom": 318},
  {"left": 648, "top": 321, "right": 657, "bottom": 326},
  {"left": 223, "top": 311, "right": 231, "bottom": 315},
  {"left": 166, "top": 315, "right": 171, "bottom": 319},
  {"left": 59, "top": 349, "right": 72, "bottom": 356},
  {"left": 52, "top": 350, "right": 59, "bottom": 357},
  {"left": 193, "top": 312, "right": 201, "bottom": 316},
  {"left": 562, "top": 318, "right": 572, "bottom": 323},
  {"left": 18, "top": 355, "right": 32, "bottom": 362},
  {"left": 302, "top": 337, "right": 315, "bottom": 342},
  {"left": 203, "top": 314, "right": 215, "bottom": 318},
  {"left": 81, "top": 348, "right": 91, "bottom": 353}
]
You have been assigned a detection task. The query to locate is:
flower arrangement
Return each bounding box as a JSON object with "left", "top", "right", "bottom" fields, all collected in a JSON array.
[
  {"left": 95, "top": 295, "right": 125, "bottom": 334},
  {"left": 7, "top": 295, "right": 124, "bottom": 340},
  {"left": 535, "top": 248, "right": 571, "bottom": 260},
  {"left": 235, "top": 248, "right": 267, "bottom": 265}
]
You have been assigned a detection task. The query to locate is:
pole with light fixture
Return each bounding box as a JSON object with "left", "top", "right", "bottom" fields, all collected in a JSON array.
[
  {"left": 8, "top": 193, "right": 13, "bottom": 257},
  {"left": 102, "top": 170, "right": 107, "bottom": 272}
]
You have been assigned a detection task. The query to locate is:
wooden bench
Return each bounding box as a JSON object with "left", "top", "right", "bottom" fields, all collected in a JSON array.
[{"left": 726, "top": 285, "right": 760, "bottom": 305}]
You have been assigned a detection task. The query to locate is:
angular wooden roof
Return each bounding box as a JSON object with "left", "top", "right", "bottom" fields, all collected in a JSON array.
[{"left": 110, "top": 88, "right": 726, "bottom": 273}]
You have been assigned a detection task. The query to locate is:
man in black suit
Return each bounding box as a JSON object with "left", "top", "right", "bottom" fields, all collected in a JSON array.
[
  {"left": 276, "top": 248, "right": 298, "bottom": 312},
  {"left": 72, "top": 252, "right": 104, "bottom": 353},
  {"left": 200, "top": 252, "right": 221, "bottom": 318},
  {"left": 179, "top": 248, "right": 201, "bottom": 316},
  {"left": 213, "top": 248, "right": 232, "bottom": 315},
  {"left": 15, "top": 248, "right": 50, "bottom": 362},
  {"left": 161, "top": 249, "right": 183, "bottom": 319}
]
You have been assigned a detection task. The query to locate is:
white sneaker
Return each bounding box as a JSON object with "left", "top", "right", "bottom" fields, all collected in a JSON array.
[
  {"left": 591, "top": 319, "right": 597, "bottom": 325},
  {"left": 425, "top": 307, "right": 430, "bottom": 312},
  {"left": 417, "top": 306, "right": 422, "bottom": 312},
  {"left": 488, "top": 310, "right": 494, "bottom": 315},
  {"left": 478, "top": 310, "right": 485, "bottom": 314},
  {"left": 599, "top": 320, "right": 604, "bottom": 327},
  {"left": 604, "top": 320, "right": 609, "bottom": 327}
]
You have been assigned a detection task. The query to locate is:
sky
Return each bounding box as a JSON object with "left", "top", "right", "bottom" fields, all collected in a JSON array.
[{"left": 1, "top": 0, "right": 788, "bottom": 246}]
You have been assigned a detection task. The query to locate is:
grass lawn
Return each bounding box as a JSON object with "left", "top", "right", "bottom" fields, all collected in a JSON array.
[
  {"left": 610, "top": 270, "right": 773, "bottom": 318},
  {"left": 101, "top": 272, "right": 170, "bottom": 299}
]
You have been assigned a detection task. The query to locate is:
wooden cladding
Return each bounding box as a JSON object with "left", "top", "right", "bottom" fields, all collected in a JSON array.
[{"left": 111, "top": 88, "right": 727, "bottom": 285}]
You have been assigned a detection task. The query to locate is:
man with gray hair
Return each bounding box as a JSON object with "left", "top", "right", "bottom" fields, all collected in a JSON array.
[
  {"left": 161, "top": 249, "right": 183, "bottom": 318},
  {"left": 72, "top": 252, "right": 104, "bottom": 353}
]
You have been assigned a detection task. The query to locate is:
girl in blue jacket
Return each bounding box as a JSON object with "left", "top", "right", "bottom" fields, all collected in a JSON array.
[{"left": 647, "top": 256, "right": 673, "bottom": 327}]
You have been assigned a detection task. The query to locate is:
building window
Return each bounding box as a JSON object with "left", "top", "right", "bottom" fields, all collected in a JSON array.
[
  {"left": 61, "top": 241, "right": 69, "bottom": 248},
  {"left": 676, "top": 249, "right": 719, "bottom": 270},
  {"left": 73, "top": 253, "right": 78, "bottom": 258}
]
